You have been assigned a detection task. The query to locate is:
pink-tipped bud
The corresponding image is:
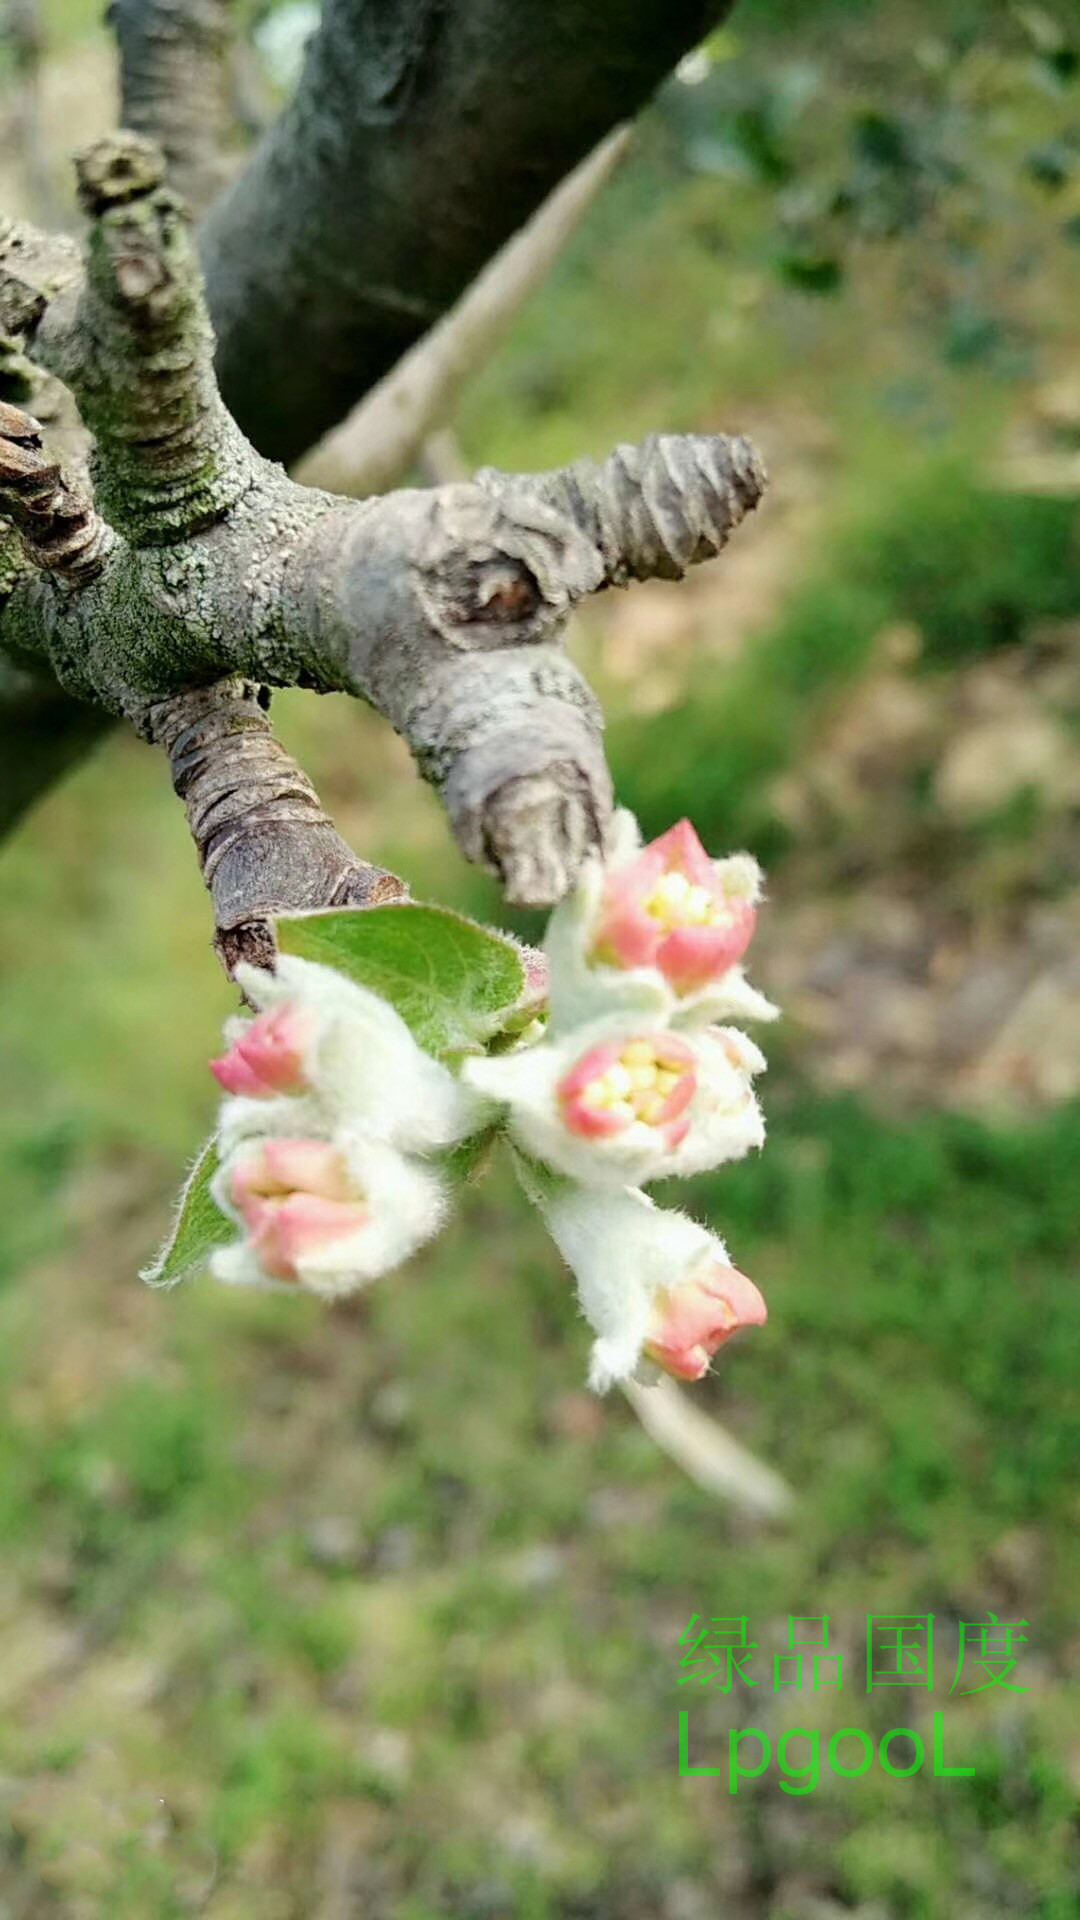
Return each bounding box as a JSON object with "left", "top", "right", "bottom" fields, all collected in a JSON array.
[
  {"left": 644, "top": 1263, "right": 767, "bottom": 1381},
  {"left": 558, "top": 1033, "right": 696, "bottom": 1145},
  {"left": 249, "top": 1192, "right": 373, "bottom": 1282},
  {"left": 229, "top": 1138, "right": 369, "bottom": 1282},
  {"left": 211, "top": 1003, "right": 314, "bottom": 1098},
  {"left": 592, "top": 820, "right": 759, "bottom": 994}
]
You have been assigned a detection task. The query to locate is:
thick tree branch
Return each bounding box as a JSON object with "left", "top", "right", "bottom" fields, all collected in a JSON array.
[
  {"left": 297, "top": 127, "right": 633, "bottom": 500},
  {"left": 1, "top": 134, "right": 765, "bottom": 941},
  {"left": 199, "top": 0, "right": 734, "bottom": 464},
  {"left": 110, "top": 0, "right": 234, "bottom": 219}
]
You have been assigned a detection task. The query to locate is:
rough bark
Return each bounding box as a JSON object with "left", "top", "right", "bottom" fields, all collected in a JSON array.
[
  {"left": 199, "top": 0, "right": 734, "bottom": 464},
  {"left": 109, "top": 0, "right": 234, "bottom": 219},
  {"left": 147, "top": 679, "right": 406, "bottom": 972},
  {"left": 0, "top": 398, "right": 114, "bottom": 586},
  {"left": 1, "top": 134, "right": 765, "bottom": 953}
]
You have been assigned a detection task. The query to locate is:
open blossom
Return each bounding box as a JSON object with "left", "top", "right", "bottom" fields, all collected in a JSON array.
[
  {"left": 544, "top": 810, "right": 778, "bottom": 1032},
  {"left": 211, "top": 1131, "right": 447, "bottom": 1298},
  {"left": 466, "top": 1018, "right": 766, "bottom": 1188},
  {"left": 559, "top": 1033, "right": 697, "bottom": 1147},
  {"left": 532, "top": 1179, "right": 765, "bottom": 1392},
  {"left": 214, "top": 956, "right": 487, "bottom": 1156},
  {"left": 211, "top": 1002, "right": 315, "bottom": 1098},
  {"left": 644, "top": 1263, "right": 766, "bottom": 1382},
  {"left": 594, "top": 819, "right": 759, "bottom": 988}
]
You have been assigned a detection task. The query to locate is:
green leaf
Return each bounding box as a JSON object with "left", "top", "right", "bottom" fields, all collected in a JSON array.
[
  {"left": 142, "top": 1137, "right": 231, "bottom": 1288},
  {"left": 444, "top": 1125, "right": 502, "bottom": 1190},
  {"left": 275, "top": 904, "right": 527, "bottom": 1060}
]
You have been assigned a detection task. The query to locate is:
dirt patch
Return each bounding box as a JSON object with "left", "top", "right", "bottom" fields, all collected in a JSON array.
[{"left": 759, "top": 625, "right": 1080, "bottom": 1114}]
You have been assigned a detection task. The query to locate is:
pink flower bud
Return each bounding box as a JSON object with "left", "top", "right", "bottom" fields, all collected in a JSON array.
[
  {"left": 558, "top": 1033, "right": 697, "bottom": 1146},
  {"left": 593, "top": 820, "right": 758, "bottom": 994},
  {"left": 228, "top": 1138, "right": 370, "bottom": 1283},
  {"left": 644, "top": 1263, "right": 767, "bottom": 1381},
  {"left": 249, "top": 1193, "right": 373, "bottom": 1283},
  {"left": 210, "top": 1002, "right": 313, "bottom": 1098}
]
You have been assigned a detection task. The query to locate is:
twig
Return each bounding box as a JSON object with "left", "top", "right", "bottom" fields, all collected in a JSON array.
[
  {"left": 0, "top": 399, "right": 114, "bottom": 588},
  {"left": 68, "top": 132, "right": 256, "bottom": 544},
  {"left": 146, "top": 679, "right": 406, "bottom": 972}
]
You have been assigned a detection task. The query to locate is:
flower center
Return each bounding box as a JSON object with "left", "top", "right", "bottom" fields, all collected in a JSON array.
[
  {"left": 576, "top": 1038, "right": 695, "bottom": 1129},
  {"left": 642, "top": 868, "right": 724, "bottom": 933}
]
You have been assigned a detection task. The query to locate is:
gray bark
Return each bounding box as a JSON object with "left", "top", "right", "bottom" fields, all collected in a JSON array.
[
  {"left": 148, "top": 678, "right": 406, "bottom": 973},
  {"left": 297, "top": 127, "right": 633, "bottom": 500},
  {"left": 200, "top": 0, "right": 733, "bottom": 464},
  {"left": 1, "top": 135, "right": 765, "bottom": 951},
  {"left": 109, "top": 0, "right": 234, "bottom": 219},
  {"left": 0, "top": 0, "right": 740, "bottom": 862}
]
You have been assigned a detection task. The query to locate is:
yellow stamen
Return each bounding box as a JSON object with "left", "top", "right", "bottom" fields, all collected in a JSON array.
[
  {"left": 643, "top": 866, "right": 723, "bottom": 933},
  {"left": 579, "top": 1041, "right": 691, "bottom": 1128}
]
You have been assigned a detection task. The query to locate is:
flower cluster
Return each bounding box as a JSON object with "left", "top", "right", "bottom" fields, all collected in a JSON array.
[
  {"left": 468, "top": 812, "right": 776, "bottom": 1390},
  {"left": 205, "top": 813, "right": 776, "bottom": 1390},
  {"left": 209, "top": 957, "right": 481, "bottom": 1297}
]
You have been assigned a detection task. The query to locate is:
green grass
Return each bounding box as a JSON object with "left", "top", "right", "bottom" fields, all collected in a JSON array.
[
  {"left": 0, "top": 1093, "right": 1075, "bottom": 1911},
  {"left": 609, "top": 464, "right": 1080, "bottom": 860}
]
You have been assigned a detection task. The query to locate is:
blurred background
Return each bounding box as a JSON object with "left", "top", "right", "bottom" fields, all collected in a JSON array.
[{"left": 0, "top": 0, "right": 1078, "bottom": 1913}]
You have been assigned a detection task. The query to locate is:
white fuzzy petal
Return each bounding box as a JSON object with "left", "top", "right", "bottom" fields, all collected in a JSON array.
[
  {"left": 210, "top": 1240, "right": 288, "bottom": 1290},
  {"left": 233, "top": 955, "right": 485, "bottom": 1151},
  {"left": 210, "top": 1134, "right": 449, "bottom": 1299},
  {"left": 217, "top": 1091, "right": 328, "bottom": 1164},
  {"left": 536, "top": 1183, "right": 721, "bottom": 1391},
  {"left": 715, "top": 852, "right": 765, "bottom": 904},
  {"left": 605, "top": 807, "right": 645, "bottom": 866},
  {"left": 672, "top": 967, "right": 780, "bottom": 1029}
]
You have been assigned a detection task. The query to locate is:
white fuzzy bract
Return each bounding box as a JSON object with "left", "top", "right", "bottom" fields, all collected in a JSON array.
[
  {"left": 535, "top": 1181, "right": 732, "bottom": 1392},
  {"left": 223, "top": 956, "right": 488, "bottom": 1154}
]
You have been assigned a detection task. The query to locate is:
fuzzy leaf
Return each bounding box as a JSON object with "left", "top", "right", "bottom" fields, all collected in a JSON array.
[
  {"left": 142, "top": 1137, "right": 231, "bottom": 1288},
  {"left": 275, "top": 904, "right": 527, "bottom": 1059}
]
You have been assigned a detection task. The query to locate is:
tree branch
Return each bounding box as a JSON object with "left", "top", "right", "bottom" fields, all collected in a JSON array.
[
  {"left": 480, "top": 433, "right": 767, "bottom": 587},
  {"left": 146, "top": 678, "right": 406, "bottom": 971},
  {"left": 296, "top": 126, "right": 633, "bottom": 500},
  {"left": 109, "top": 0, "right": 234, "bottom": 219},
  {"left": 1, "top": 134, "right": 765, "bottom": 938},
  {"left": 61, "top": 133, "right": 257, "bottom": 545},
  {"left": 199, "top": 0, "right": 734, "bottom": 464},
  {"left": 4, "top": 0, "right": 60, "bottom": 227},
  {"left": 0, "top": 399, "right": 114, "bottom": 587}
]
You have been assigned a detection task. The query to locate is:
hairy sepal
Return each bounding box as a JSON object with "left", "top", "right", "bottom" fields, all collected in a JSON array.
[{"left": 141, "top": 1137, "right": 232, "bottom": 1288}]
